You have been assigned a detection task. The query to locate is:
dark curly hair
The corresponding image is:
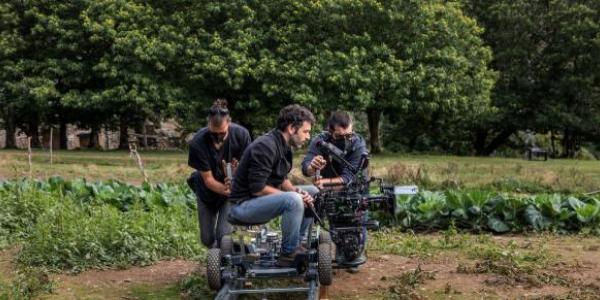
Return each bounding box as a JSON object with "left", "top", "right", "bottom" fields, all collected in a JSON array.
[
  {"left": 276, "top": 104, "right": 315, "bottom": 131},
  {"left": 327, "top": 111, "right": 352, "bottom": 131}
]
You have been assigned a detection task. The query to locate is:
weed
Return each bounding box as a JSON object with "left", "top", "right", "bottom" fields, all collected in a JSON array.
[
  {"left": 0, "top": 179, "right": 203, "bottom": 273},
  {"left": 380, "top": 265, "right": 435, "bottom": 300},
  {"left": 0, "top": 267, "right": 54, "bottom": 300}
]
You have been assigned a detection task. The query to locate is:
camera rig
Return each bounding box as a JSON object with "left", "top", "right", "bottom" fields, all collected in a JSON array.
[{"left": 311, "top": 141, "right": 397, "bottom": 266}]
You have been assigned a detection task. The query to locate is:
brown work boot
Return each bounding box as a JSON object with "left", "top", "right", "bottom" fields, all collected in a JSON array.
[{"left": 277, "top": 247, "right": 306, "bottom": 267}]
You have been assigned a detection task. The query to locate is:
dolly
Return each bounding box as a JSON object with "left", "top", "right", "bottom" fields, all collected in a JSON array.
[{"left": 207, "top": 220, "right": 332, "bottom": 300}]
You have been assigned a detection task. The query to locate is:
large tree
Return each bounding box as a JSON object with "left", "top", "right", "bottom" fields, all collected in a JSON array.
[
  {"left": 463, "top": 0, "right": 600, "bottom": 156},
  {"left": 290, "top": 0, "right": 495, "bottom": 153}
]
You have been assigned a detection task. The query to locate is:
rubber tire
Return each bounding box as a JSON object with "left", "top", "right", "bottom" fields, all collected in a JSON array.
[
  {"left": 318, "top": 243, "right": 333, "bottom": 286},
  {"left": 319, "top": 231, "right": 332, "bottom": 245},
  {"left": 206, "top": 248, "right": 222, "bottom": 290},
  {"left": 220, "top": 235, "right": 233, "bottom": 256}
]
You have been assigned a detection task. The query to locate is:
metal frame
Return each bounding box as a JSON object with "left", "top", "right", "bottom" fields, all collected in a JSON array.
[{"left": 213, "top": 223, "right": 321, "bottom": 300}]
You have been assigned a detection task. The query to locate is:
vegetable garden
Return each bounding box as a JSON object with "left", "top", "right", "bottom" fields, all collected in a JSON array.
[{"left": 1, "top": 151, "right": 599, "bottom": 299}]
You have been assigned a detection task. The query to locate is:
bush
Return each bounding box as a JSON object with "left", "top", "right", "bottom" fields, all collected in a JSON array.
[{"left": 0, "top": 178, "right": 203, "bottom": 273}]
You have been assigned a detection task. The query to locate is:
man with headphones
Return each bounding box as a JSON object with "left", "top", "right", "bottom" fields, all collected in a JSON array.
[
  {"left": 302, "top": 111, "right": 368, "bottom": 188},
  {"left": 301, "top": 111, "right": 368, "bottom": 269}
]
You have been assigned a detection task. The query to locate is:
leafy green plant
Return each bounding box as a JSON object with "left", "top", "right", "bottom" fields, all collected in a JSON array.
[
  {"left": 0, "top": 178, "right": 203, "bottom": 272},
  {"left": 393, "top": 190, "right": 600, "bottom": 233}
]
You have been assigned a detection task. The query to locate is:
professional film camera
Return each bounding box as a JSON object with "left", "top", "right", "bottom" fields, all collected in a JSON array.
[{"left": 312, "top": 140, "right": 398, "bottom": 267}]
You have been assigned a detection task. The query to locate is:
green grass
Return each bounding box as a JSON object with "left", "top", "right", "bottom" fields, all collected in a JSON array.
[
  {"left": 128, "top": 284, "right": 182, "bottom": 300},
  {"left": 2, "top": 149, "right": 599, "bottom": 193},
  {"left": 0, "top": 180, "right": 203, "bottom": 274},
  {"left": 368, "top": 227, "right": 554, "bottom": 270}
]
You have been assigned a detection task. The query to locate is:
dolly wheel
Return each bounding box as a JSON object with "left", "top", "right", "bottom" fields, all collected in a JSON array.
[
  {"left": 318, "top": 243, "right": 332, "bottom": 286},
  {"left": 206, "top": 248, "right": 222, "bottom": 290}
]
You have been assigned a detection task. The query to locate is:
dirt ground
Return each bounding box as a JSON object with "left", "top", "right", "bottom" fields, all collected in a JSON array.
[
  {"left": 1, "top": 235, "right": 594, "bottom": 300},
  {"left": 40, "top": 260, "right": 197, "bottom": 300}
]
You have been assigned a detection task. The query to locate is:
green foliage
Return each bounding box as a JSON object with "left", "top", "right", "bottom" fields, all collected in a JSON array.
[
  {"left": 1, "top": 0, "right": 495, "bottom": 152},
  {"left": 0, "top": 267, "right": 54, "bottom": 300},
  {"left": 393, "top": 190, "right": 600, "bottom": 233},
  {"left": 179, "top": 271, "right": 215, "bottom": 300},
  {"left": 17, "top": 201, "right": 201, "bottom": 272},
  {"left": 0, "top": 178, "right": 202, "bottom": 273},
  {"left": 463, "top": 0, "right": 600, "bottom": 156}
]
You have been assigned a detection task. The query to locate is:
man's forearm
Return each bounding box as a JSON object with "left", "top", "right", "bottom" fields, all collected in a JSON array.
[
  {"left": 304, "top": 165, "right": 316, "bottom": 177},
  {"left": 281, "top": 179, "right": 296, "bottom": 192},
  {"left": 205, "top": 178, "right": 229, "bottom": 196},
  {"left": 323, "top": 176, "right": 344, "bottom": 186}
]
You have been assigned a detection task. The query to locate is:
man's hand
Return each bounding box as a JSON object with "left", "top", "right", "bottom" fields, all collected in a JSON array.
[
  {"left": 310, "top": 155, "right": 327, "bottom": 172},
  {"left": 297, "top": 188, "right": 314, "bottom": 207},
  {"left": 223, "top": 177, "right": 231, "bottom": 191},
  {"left": 313, "top": 178, "right": 324, "bottom": 190},
  {"left": 231, "top": 158, "right": 239, "bottom": 175}
]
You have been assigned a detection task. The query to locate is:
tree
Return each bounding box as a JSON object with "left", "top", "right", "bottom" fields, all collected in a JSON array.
[
  {"left": 288, "top": 0, "right": 495, "bottom": 153},
  {"left": 463, "top": 0, "right": 600, "bottom": 157},
  {"left": 80, "top": 0, "right": 183, "bottom": 149}
]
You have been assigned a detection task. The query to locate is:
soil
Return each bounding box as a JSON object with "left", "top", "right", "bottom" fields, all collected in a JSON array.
[{"left": 3, "top": 236, "right": 600, "bottom": 299}]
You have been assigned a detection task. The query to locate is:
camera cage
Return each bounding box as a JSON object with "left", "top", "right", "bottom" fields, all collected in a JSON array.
[{"left": 310, "top": 141, "right": 397, "bottom": 265}]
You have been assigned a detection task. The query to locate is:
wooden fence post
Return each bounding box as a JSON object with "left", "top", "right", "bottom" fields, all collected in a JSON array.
[
  {"left": 50, "top": 127, "right": 53, "bottom": 165},
  {"left": 128, "top": 139, "right": 148, "bottom": 182},
  {"left": 27, "top": 137, "right": 33, "bottom": 179}
]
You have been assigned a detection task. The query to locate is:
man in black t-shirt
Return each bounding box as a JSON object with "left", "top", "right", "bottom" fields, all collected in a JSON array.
[{"left": 187, "top": 99, "right": 251, "bottom": 248}]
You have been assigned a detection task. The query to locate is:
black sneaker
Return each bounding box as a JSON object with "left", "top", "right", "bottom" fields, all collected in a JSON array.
[{"left": 276, "top": 247, "right": 306, "bottom": 267}]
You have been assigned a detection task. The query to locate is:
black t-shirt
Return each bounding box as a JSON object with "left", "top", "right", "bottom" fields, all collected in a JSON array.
[
  {"left": 187, "top": 123, "right": 251, "bottom": 206},
  {"left": 229, "top": 129, "right": 292, "bottom": 204}
]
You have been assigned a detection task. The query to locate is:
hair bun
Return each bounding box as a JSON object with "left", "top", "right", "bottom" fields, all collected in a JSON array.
[{"left": 213, "top": 98, "right": 228, "bottom": 109}]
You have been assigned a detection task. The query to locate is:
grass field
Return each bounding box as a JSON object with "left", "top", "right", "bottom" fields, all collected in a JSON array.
[
  {"left": 1, "top": 149, "right": 599, "bottom": 299},
  {"left": 1, "top": 149, "right": 599, "bottom": 193}
]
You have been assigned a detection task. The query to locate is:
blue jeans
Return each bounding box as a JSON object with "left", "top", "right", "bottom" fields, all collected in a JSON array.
[{"left": 229, "top": 185, "right": 319, "bottom": 254}]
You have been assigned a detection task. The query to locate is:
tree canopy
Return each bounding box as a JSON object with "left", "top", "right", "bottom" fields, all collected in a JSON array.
[{"left": 1, "top": 0, "right": 598, "bottom": 158}]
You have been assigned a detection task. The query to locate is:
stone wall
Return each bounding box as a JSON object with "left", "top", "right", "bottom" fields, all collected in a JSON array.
[{"left": 0, "top": 119, "right": 183, "bottom": 150}]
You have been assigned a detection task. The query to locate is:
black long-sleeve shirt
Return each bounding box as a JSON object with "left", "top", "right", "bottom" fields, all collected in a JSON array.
[{"left": 229, "top": 129, "right": 292, "bottom": 204}]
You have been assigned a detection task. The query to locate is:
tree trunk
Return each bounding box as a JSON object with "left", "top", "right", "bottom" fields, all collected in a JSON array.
[
  {"left": 134, "top": 120, "right": 146, "bottom": 149},
  {"left": 142, "top": 122, "right": 148, "bottom": 149},
  {"left": 119, "top": 115, "right": 129, "bottom": 150},
  {"left": 59, "top": 118, "right": 68, "bottom": 150},
  {"left": 27, "top": 117, "right": 41, "bottom": 148},
  {"left": 474, "top": 129, "right": 488, "bottom": 156},
  {"left": 481, "top": 128, "right": 514, "bottom": 156},
  {"left": 88, "top": 125, "right": 98, "bottom": 149},
  {"left": 4, "top": 115, "right": 17, "bottom": 149},
  {"left": 104, "top": 124, "right": 111, "bottom": 150},
  {"left": 550, "top": 130, "right": 556, "bottom": 158},
  {"left": 367, "top": 107, "right": 382, "bottom": 154},
  {"left": 562, "top": 128, "right": 575, "bottom": 158}
]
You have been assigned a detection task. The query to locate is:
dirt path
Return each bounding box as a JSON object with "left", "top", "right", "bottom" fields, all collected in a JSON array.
[
  {"left": 39, "top": 260, "right": 197, "bottom": 299},
  {"left": 31, "top": 251, "right": 599, "bottom": 300},
  {"left": 2, "top": 235, "right": 599, "bottom": 299}
]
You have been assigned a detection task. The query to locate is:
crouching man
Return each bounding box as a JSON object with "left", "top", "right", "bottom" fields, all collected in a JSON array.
[
  {"left": 302, "top": 111, "right": 369, "bottom": 269},
  {"left": 187, "top": 99, "right": 251, "bottom": 248},
  {"left": 228, "top": 104, "right": 316, "bottom": 267}
]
